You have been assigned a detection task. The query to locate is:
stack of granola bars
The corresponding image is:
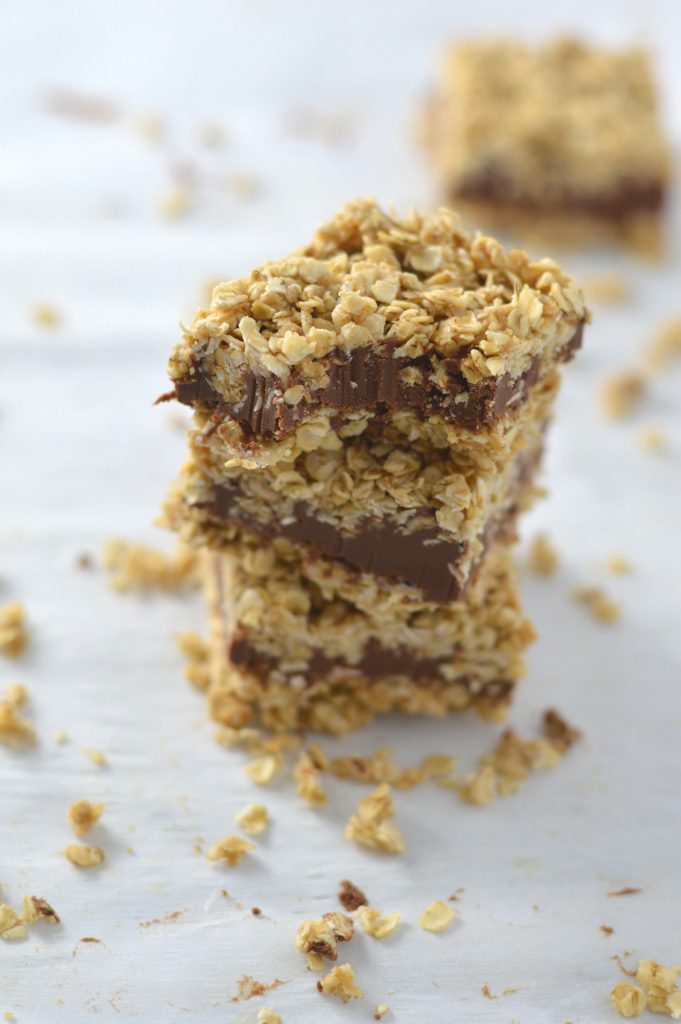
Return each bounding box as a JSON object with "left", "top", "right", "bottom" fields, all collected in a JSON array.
[{"left": 163, "top": 199, "right": 585, "bottom": 734}]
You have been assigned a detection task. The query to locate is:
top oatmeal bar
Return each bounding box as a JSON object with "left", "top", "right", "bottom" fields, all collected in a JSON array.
[
  {"left": 424, "top": 39, "right": 671, "bottom": 248},
  {"left": 167, "top": 199, "right": 585, "bottom": 446}
]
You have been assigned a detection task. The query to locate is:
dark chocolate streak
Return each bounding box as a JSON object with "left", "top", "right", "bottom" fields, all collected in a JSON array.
[
  {"left": 174, "top": 323, "right": 583, "bottom": 440},
  {"left": 228, "top": 635, "right": 515, "bottom": 709},
  {"left": 208, "top": 486, "right": 521, "bottom": 604},
  {"left": 455, "top": 166, "right": 665, "bottom": 217}
]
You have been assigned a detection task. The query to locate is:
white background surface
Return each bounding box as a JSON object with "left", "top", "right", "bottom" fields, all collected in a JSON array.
[{"left": 1, "top": 1, "right": 681, "bottom": 1021}]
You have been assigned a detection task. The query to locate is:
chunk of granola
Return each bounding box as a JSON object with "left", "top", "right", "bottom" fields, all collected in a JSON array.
[
  {"left": 22, "top": 896, "right": 60, "bottom": 925},
  {"left": 338, "top": 879, "right": 368, "bottom": 912},
  {"left": 103, "top": 539, "right": 198, "bottom": 592},
  {"left": 245, "top": 753, "right": 282, "bottom": 785},
  {"left": 344, "top": 783, "right": 405, "bottom": 854},
  {"left": 64, "top": 844, "right": 105, "bottom": 868},
  {"left": 0, "top": 604, "right": 29, "bottom": 658},
  {"left": 419, "top": 900, "right": 455, "bottom": 933},
  {"left": 0, "top": 692, "right": 36, "bottom": 748},
  {"left": 527, "top": 535, "right": 559, "bottom": 576},
  {"left": 257, "top": 1010, "right": 281, "bottom": 1024},
  {"left": 235, "top": 802, "right": 269, "bottom": 835},
  {"left": 599, "top": 370, "right": 646, "bottom": 420},
  {"left": 67, "top": 798, "right": 105, "bottom": 838},
  {"left": 295, "top": 912, "right": 354, "bottom": 961},
  {"left": 610, "top": 982, "right": 647, "bottom": 1017},
  {"left": 356, "top": 906, "right": 401, "bottom": 939},
  {"left": 316, "top": 963, "right": 363, "bottom": 1003},
  {"left": 205, "top": 834, "right": 254, "bottom": 867},
  {"left": 293, "top": 750, "right": 328, "bottom": 807},
  {"left": 0, "top": 904, "right": 25, "bottom": 942}
]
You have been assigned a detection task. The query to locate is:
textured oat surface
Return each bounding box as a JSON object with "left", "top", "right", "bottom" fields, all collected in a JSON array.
[{"left": 2, "top": 2, "right": 681, "bottom": 1022}]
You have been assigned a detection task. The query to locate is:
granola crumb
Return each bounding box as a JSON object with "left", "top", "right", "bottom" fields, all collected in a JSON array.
[
  {"left": 542, "top": 709, "right": 582, "bottom": 752},
  {"left": 85, "top": 747, "right": 107, "bottom": 767},
  {"left": 637, "top": 426, "right": 666, "bottom": 452},
  {"left": 31, "top": 304, "right": 61, "bottom": 328},
  {"left": 76, "top": 552, "right": 94, "bottom": 570},
  {"left": 374, "top": 1005, "right": 390, "bottom": 1020},
  {"left": 0, "top": 904, "right": 26, "bottom": 942},
  {"left": 611, "top": 982, "right": 647, "bottom": 1017},
  {"left": 234, "top": 802, "right": 269, "bottom": 835},
  {"left": 344, "top": 784, "right": 404, "bottom": 854},
  {"left": 456, "top": 763, "right": 497, "bottom": 806},
  {"left": 599, "top": 370, "right": 646, "bottom": 420},
  {"left": 572, "top": 586, "right": 621, "bottom": 623},
  {"left": 3, "top": 683, "right": 27, "bottom": 708},
  {"left": 225, "top": 171, "right": 261, "bottom": 199},
  {"left": 482, "top": 984, "right": 497, "bottom": 999},
  {"left": 419, "top": 900, "right": 455, "bottom": 933},
  {"left": 134, "top": 114, "right": 165, "bottom": 141},
  {"left": 584, "top": 274, "right": 630, "bottom": 305},
  {"left": 0, "top": 603, "right": 29, "bottom": 658},
  {"left": 607, "top": 554, "right": 632, "bottom": 575},
  {"left": 634, "top": 960, "right": 681, "bottom": 1017},
  {"left": 355, "top": 906, "right": 401, "bottom": 939},
  {"left": 251, "top": 907, "right": 262, "bottom": 917},
  {"left": 257, "top": 1010, "right": 281, "bottom": 1024},
  {"left": 64, "top": 844, "right": 105, "bottom": 868},
  {"left": 104, "top": 539, "right": 198, "bottom": 593},
  {"left": 159, "top": 185, "right": 192, "bottom": 219},
  {"left": 601, "top": 925, "right": 614, "bottom": 936},
  {"left": 67, "top": 799, "right": 105, "bottom": 838},
  {"left": 338, "top": 879, "right": 368, "bottom": 912},
  {"left": 0, "top": 689, "right": 36, "bottom": 748},
  {"left": 608, "top": 888, "right": 642, "bottom": 897},
  {"left": 22, "top": 895, "right": 60, "bottom": 925},
  {"left": 4, "top": 1011, "right": 16, "bottom": 1020},
  {"left": 295, "top": 912, "right": 354, "bottom": 962},
  {"left": 528, "top": 535, "right": 559, "bottom": 576},
  {"left": 205, "top": 834, "right": 254, "bottom": 867},
  {"left": 316, "top": 963, "right": 363, "bottom": 1003},
  {"left": 176, "top": 631, "right": 210, "bottom": 690},
  {"left": 245, "top": 753, "right": 282, "bottom": 785},
  {"left": 645, "top": 318, "right": 681, "bottom": 372},
  {"left": 54, "top": 730, "right": 69, "bottom": 744},
  {"left": 293, "top": 750, "right": 328, "bottom": 807}
]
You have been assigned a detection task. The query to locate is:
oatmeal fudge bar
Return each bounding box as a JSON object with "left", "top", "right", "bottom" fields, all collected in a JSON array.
[
  {"left": 164, "top": 368, "right": 556, "bottom": 601},
  {"left": 424, "top": 38, "right": 671, "bottom": 250},
  {"left": 202, "top": 531, "right": 535, "bottom": 735},
  {"left": 166, "top": 198, "right": 585, "bottom": 461}
]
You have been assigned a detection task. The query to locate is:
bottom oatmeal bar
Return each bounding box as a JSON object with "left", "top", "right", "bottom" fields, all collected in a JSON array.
[{"left": 199, "top": 530, "right": 534, "bottom": 735}]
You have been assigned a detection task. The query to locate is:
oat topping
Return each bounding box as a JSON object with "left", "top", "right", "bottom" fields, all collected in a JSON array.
[
  {"left": 419, "top": 900, "right": 456, "bottom": 933},
  {"left": 355, "top": 906, "right": 401, "bottom": 939},
  {"left": 0, "top": 603, "right": 29, "bottom": 658},
  {"left": 316, "top": 963, "right": 364, "bottom": 1003},
  {"left": 293, "top": 750, "right": 328, "bottom": 807},
  {"left": 572, "top": 586, "right": 621, "bottom": 623},
  {"left": 170, "top": 198, "right": 584, "bottom": 395},
  {"left": 64, "top": 844, "right": 106, "bottom": 868},
  {"left": 205, "top": 834, "right": 254, "bottom": 866},
  {"left": 599, "top": 370, "right": 646, "bottom": 420},
  {"left": 295, "top": 912, "right": 354, "bottom": 962},
  {"left": 344, "top": 783, "right": 405, "bottom": 854},
  {"left": 176, "top": 631, "right": 210, "bottom": 690},
  {"left": 235, "top": 802, "right": 269, "bottom": 835},
  {"left": 67, "top": 798, "right": 106, "bottom": 837},
  {"left": 527, "top": 535, "right": 559, "bottom": 576},
  {"left": 338, "top": 879, "right": 368, "bottom": 912},
  {"left": 103, "top": 539, "right": 198, "bottom": 592},
  {"left": 374, "top": 1005, "right": 391, "bottom": 1020}
]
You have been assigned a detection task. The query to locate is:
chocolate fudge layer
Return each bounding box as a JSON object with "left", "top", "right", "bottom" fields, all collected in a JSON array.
[
  {"left": 201, "top": 533, "right": 534, "bottom": 735},
  {"left": 166, "top": 199, "right": 585, "bottom": 446},
  {"left": 424, "top": 38, "right": 670, "bottom": 250}
]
